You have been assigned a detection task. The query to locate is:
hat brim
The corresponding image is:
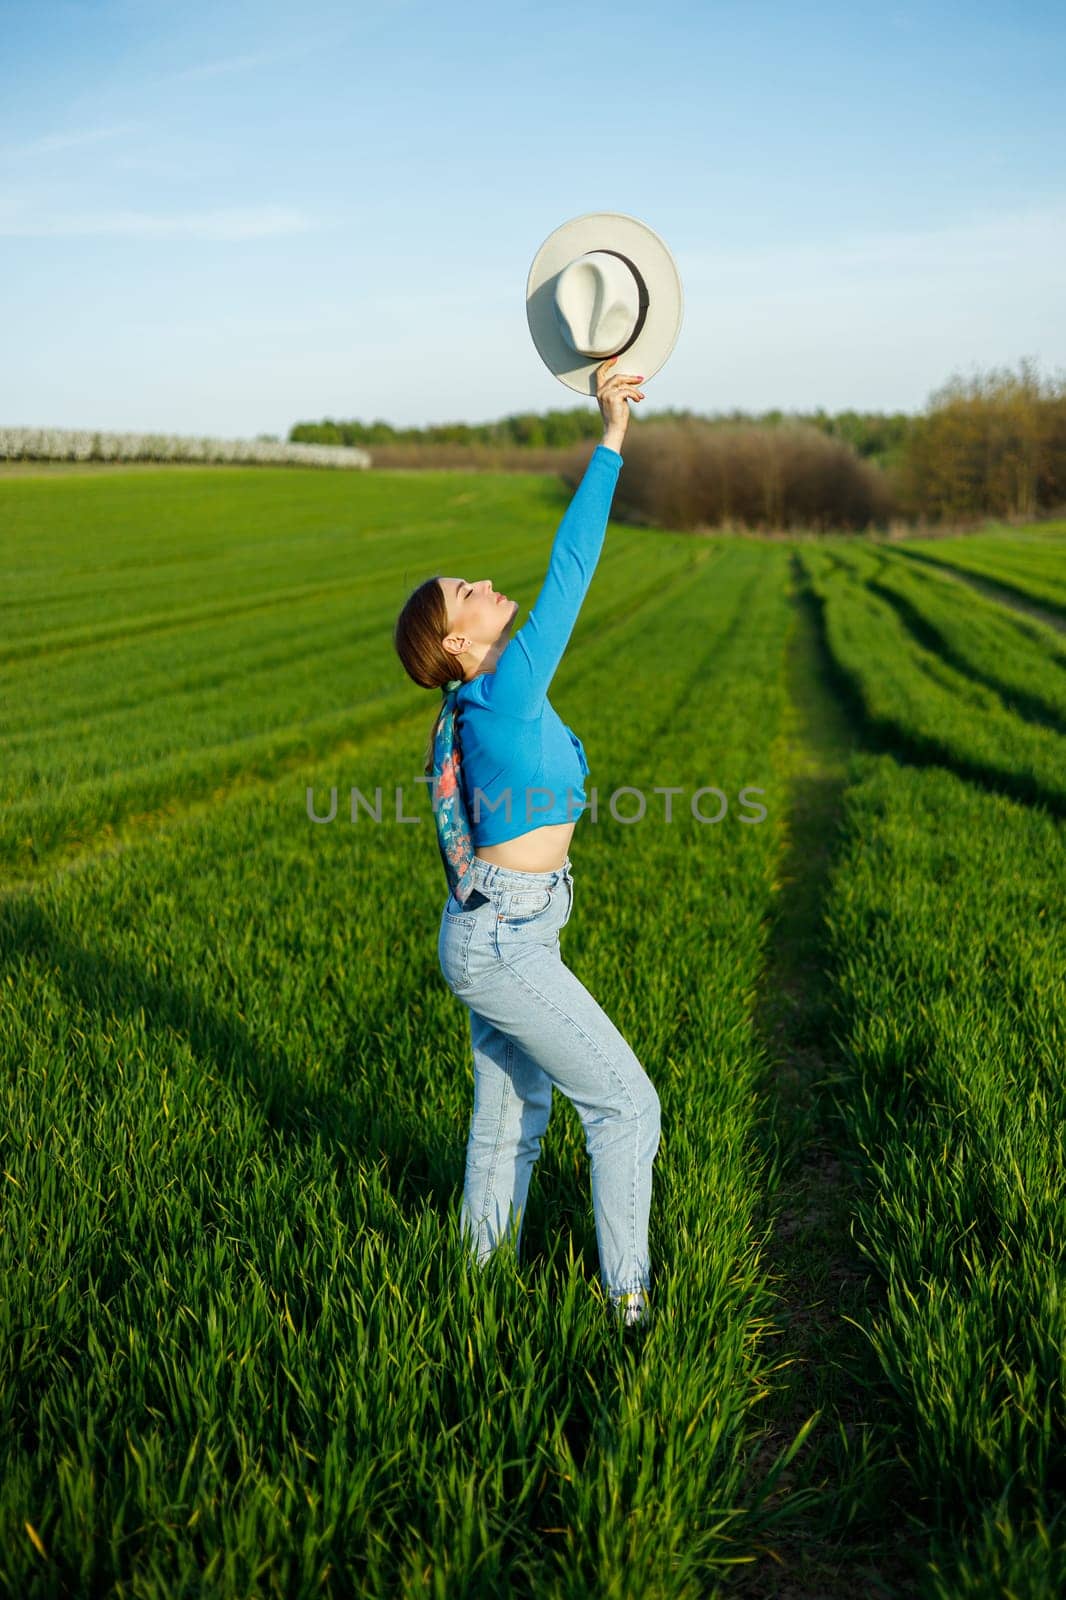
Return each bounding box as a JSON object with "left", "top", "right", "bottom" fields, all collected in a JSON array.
[{"left": 526, "top": 211, "right": 684, "bottom": 396}]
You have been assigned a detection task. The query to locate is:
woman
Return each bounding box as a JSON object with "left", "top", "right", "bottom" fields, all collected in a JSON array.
[{"left": 393, "top": 358, "right": 661, "bottom": 1327}]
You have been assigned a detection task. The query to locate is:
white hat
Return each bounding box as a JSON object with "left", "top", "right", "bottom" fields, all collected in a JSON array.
[{"left": 526, "top": 211, "right": 684, "bottom": 395}]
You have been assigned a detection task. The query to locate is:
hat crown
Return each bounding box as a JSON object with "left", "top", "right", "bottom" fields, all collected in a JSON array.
[
  {"left": 552, "top": 250, "right": 640, "bottom": 359},
  {"left": 527, "top": 212, "right": 683, "bottom": 395}
]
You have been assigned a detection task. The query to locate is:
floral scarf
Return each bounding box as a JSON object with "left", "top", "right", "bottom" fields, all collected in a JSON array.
[{"left": 429, "top": 677, "right": 478, "bottom": 905}]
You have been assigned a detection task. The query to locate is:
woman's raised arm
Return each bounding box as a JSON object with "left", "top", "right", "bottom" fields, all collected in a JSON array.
[{"left": 486, "top": 363, "right": 644, "bottom": 718}]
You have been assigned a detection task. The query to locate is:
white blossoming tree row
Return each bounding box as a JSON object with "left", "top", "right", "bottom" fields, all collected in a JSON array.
[{"left": 0, "top": 428, "right": 372, "bottom": 468}]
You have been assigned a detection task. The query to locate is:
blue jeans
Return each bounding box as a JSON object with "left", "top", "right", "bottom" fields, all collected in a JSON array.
[{"left": 437, "top": 854, "right": 661, "bottom": 1303}]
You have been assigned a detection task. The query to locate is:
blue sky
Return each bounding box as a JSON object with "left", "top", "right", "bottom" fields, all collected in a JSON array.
[{"left": 2, "top": 0, "right": 1064, "bottom": 437}]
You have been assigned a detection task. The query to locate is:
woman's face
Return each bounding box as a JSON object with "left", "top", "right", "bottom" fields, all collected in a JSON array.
[{"left": 439, "top": 577, "right": 518, "bottom": 647}]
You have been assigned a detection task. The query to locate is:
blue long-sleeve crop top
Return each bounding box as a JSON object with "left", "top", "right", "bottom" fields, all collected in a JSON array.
[{"left": 453, "top": 443, "right": 623, "bottom": 847}]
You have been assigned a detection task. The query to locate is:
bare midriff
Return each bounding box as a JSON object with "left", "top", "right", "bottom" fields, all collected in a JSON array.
[{"left": 474, "top": 820, "right": 575, "bottom": 874}]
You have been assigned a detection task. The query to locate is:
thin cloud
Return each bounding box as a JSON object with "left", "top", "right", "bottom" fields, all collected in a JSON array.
[
  {"left": 169, "top": 47, "right": 294, "bottom": 81},
  {"left": 0, "top": 123, "right": 142, "bottom": 162},
  {"left": 167, "top": 34, "right": 336, "bottom": 82},
  {"left": 0, "top": 205, "right": 316, "bottom": 239}
]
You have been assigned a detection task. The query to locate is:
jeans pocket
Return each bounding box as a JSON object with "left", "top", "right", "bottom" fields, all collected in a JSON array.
[
  {"left": 439, "top": 912, "right": 475, "bottom": 992},
  {"left": 496, "top": 886, "right": 554, "bottom": 925},
  {"left": 443, "top": 887, "right": 492, "bottom": 922}
]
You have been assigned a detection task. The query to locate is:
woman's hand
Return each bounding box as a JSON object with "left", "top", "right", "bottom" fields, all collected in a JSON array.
[{"left": 596, "top": 357, "right": 645, "bottom": 451}]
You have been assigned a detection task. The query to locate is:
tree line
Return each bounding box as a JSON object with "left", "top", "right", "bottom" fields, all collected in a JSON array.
[
  {"left": 289, "top": 399, "right": 913, "bottom": 470},
  {"left": 289, "top": 357, "right": 1066, "bottom": 530}
]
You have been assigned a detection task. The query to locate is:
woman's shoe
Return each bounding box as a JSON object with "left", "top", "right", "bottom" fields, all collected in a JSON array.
[{"left": 612, "top": 1288, "right": 650, "bottom": 1328}]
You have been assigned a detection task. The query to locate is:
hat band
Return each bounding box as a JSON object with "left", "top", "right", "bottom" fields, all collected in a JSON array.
[{"left": 598, "top": 249, "right": 651, "bottom": 357}]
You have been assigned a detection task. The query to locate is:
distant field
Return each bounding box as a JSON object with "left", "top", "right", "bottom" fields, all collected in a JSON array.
[{"left": 1, "top": 465, "right": 1062, "bottom": 1599}]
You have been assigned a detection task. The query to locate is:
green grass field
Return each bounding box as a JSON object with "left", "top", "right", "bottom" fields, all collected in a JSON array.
[{"left": 1, "top": 466, "right": 1063, "bottom": 1599}]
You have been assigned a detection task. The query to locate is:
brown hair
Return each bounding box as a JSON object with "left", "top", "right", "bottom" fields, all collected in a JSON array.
[{"left": 393, "top": 575, "right": 466, "bottom": 774}]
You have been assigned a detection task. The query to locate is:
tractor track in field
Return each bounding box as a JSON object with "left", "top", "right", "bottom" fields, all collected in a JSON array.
[
  {"left": 732, "top": 553, "right": 922, "bottom": 1599},
  {"left": 887, "top": 547, "right": 1066, "bottom": 637},
  {"left": 794, "top": 549, "right": 1066, "bottom": 823},
  {"left": 859, "top": 577, "right": 1066, "bottom": 739}
]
